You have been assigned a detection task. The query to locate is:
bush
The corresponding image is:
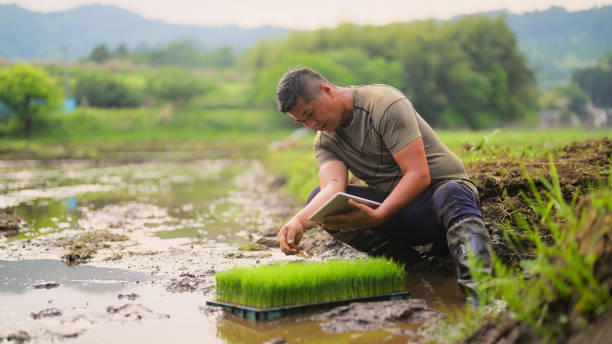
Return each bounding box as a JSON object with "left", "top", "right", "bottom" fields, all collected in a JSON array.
[
  {"left": 74, "top": 73, "right": 141, "bottom": 108},
  {"left": 145, "top": 67, "right": 214, "bottom": 106},
  {"left": 0, "top": 63, "right": 63, "bottom": 136}
]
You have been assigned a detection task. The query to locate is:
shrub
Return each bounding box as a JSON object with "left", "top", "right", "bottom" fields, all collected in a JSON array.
[
  {"left": 145, "top": 67, "right": 214, "bottom": 106},
  {"left": 74, "top": 73, "right": 141, "bottom": 108}
]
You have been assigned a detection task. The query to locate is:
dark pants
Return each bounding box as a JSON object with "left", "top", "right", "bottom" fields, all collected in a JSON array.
[{"left": 307, "top": 181, "right": 485, "bottom": 261}]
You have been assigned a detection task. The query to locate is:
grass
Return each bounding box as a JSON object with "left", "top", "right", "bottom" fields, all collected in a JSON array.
[
  {"left": 215, "top": 257, "right": 405, "bottom": 308},
  {"left": 430, "top": 157, "right": 612, "bottom": 342},
  {"left": 437, "top": 128, "right": 612, "bottom": 163},
  {"left": 0, "top": 106, "right": 294, "bottom": 159},
  {"left": 486, "top": 158, "right": 610, "bottom": 338}
]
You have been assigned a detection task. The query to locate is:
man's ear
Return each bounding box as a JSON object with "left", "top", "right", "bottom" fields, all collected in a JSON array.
[{"left": 320, "top": 83, "right": 332, "bottom": 96}]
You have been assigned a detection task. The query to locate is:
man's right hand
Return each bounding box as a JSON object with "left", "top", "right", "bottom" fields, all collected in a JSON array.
[{"left": 278, "top": 218, "right": 304, "bottom": 255}]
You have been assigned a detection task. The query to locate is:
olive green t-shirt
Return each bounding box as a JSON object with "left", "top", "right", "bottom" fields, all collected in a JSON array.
[{"left": 313, "top": 84, "right": 477, "bottom": 197}]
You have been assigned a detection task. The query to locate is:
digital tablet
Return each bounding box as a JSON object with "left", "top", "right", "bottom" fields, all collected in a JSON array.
[{"left": 308, "top": 192, "right": 381, "bottom": 224}]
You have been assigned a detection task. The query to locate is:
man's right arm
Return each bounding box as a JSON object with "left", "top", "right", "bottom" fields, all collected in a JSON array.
[{"left": 278, "top": 160, "right": 348, "bottom": 254}]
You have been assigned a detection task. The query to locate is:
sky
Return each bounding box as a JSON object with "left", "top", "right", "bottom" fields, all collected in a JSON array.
[{"left": 1, "top": 0, "right": 611, "bottom": 29}]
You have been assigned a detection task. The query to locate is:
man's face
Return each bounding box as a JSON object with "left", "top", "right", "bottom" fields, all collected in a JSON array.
[{"left": 287, "top": 85, "right": 342, "bottom": 132}]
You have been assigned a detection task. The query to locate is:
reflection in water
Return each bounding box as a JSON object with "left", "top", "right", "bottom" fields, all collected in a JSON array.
[
  {"left": 0, "top": 259, "right": 152, "bottom": 295},
  {"left": 4, "top": 160, "right": 257, "bottom": 246},
  {"left": 405, "top": 271, "right": 466, "bottom": 312},
  {"left": 216, "top": 313, "right": 416, "bottom": 344}
]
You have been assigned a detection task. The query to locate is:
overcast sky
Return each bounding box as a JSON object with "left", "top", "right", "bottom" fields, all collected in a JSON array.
[{"left": 2, "top": 0, "right": 611, "bottom": 29}]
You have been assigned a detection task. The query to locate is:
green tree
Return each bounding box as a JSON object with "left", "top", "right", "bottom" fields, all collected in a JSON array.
[
  {"left": 113, "top": 44, "right": 129, "bottom": 60},
  {"left": 0, "top": 63, "right": 62, "bottom": 136},
  {"left": 573, "top": 52, "right": 612, "bottom": 108},
  {"left": 241, "top": 16, "right": 536, "bottom": 128},
  {"left": 148, "top": 40, "right": 200, "bottom": 67},
  {"left": 249, "top": 52, "right": 357, "bottom": 109},
  {"left": 88, "top": 44, "right": 111, "bottom": 63}
]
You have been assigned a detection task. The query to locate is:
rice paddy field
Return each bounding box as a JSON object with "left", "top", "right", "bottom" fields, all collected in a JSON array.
[{"left": 1, "top": 119, "right": 611, "bottom": 343}]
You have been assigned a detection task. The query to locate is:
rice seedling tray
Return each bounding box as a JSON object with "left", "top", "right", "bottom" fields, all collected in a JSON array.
[{"left": 206, "top": 290, "right": 411, "bottom": 321}]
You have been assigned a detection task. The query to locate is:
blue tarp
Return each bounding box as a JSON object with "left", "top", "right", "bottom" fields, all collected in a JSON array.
[
  {"left": 0, "top": 98, "right": 76, "bottom": 115},
  {"left": 0, "top": 102, "right": 12, "bottom": 116},
  {"left": 62, "top": 98, "right": 76, "bottom": 113}
]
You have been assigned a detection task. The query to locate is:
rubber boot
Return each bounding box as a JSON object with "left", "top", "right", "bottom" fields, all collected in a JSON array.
[{"left": 446, "top": 218, "right": 493, "bottom": 306}]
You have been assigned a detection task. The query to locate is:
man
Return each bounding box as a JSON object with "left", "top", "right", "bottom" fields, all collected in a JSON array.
[{"left": 275, "top": 67, "right": 492, "bottom": 305}]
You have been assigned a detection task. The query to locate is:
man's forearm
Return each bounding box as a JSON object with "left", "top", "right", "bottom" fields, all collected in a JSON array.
[
  {"left": 374, "top": 170, "right": 430, "bottom": 221},
  {"left": 293, "top": 180, "right": 346, "bottom": 228}
]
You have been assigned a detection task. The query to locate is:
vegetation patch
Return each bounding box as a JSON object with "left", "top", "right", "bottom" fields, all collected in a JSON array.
[
  {"left": 215, "top": 257, "right": 405, "bottom": 308},
  {"left": 57, "top": 229, "right": 129, "bottom": 266},
  {"left": 467, "top": 137, "right": 611, "bottom": 264},
  {"left": 431, "top": 158, "right": 612, "bottom": 343}
]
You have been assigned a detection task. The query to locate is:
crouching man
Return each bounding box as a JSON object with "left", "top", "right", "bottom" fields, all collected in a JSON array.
[{"left": 275, "top": 67, "right": 492, "bottom": 305}]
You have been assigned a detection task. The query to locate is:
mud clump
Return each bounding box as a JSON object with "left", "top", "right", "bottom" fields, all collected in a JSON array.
[
  {"left": 300, "top": 228, "right": 367, "bottom": 260},
  {"left": 166, "top": 273, "right": 210, "bottom": 293},
  {"left": 0, "top": 210, "right": 24, "bottom": 236},
  {"left": 106, "top": 304, "right": 170, "bottom": 322},
  {"left": 30, "top": 281, "right": 60, "bottom": 289},
  {"left": 117, "top": 293, "right": 140, "bottom": 301},
  {"left": 0, "top": 330, "right": 31, "bottom": 344},
  {"left": 31, "top": 308, "right": 62, "bottom": 320},
  {"left": 467, "top": 137, "right": 611, "bottom": 264},
  {"left": 56, "top": 229, "right": 129, "bottom": 266},
  {"left": 311, "top": 299, "right": 441, "bottom": 334}
]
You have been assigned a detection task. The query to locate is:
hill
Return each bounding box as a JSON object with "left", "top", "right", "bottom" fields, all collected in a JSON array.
[
  {"left": 500, "top": 6, "right": 612, "bottom": 86},
  {"left": 0, "top": 3, "right": 288, "bottom": 60},
  {"left": 0, "top": 4, "right": 610, "bottom": 86}
]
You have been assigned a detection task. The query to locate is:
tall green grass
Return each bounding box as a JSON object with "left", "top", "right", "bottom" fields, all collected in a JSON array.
[
  {"left": 215, "top": 257, "right": 405, "bottom": 308},
  {"left": 430, "top": 157, "right": 612, "bottom": 342},
  {"left": 484, "top": 158, "right": 610, "bottom": 337}
]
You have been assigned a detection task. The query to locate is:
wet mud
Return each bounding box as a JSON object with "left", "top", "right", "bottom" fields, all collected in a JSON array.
[
  {"left": 0, "top": 158, "right": 446, "bottom": 343},
  {"left": 5, "top": 139, "right": 606, "bottom": 343},
  {"left": 311, "top": 299, "right": 442, "bottom": 333}
]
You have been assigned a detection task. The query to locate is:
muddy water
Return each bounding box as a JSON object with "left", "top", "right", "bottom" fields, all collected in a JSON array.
[{"left": 0, "top": 159, "right": 462, "bottom": 343}]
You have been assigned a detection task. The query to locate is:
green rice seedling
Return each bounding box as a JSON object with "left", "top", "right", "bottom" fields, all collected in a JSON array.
[{"left": 215, "top": 257, "right": 405, "bottom": 308}]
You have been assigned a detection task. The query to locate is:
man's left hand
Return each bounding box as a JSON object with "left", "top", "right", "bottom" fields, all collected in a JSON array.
[{"left": 322, "top": 199, "right": 385, "bottom": 231}]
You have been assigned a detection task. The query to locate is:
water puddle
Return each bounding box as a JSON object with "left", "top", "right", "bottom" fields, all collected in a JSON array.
[
  {"left": 1, "top": 159, "right": 264, "bottom": 247},
  {"left": 0, "top": 259, "right": 443, "bottom": 343}
]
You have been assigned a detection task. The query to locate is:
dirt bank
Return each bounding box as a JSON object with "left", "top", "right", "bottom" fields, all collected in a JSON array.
[{"left": 467, "top": 137, "right": 611, "bottom": 264}]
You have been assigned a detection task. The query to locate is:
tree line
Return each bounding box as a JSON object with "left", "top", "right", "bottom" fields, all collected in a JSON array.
[
  {"left": 87, "top": 40, "right": 234, "bottom": 69},
  {"left": 572, "top": 52, "right": 612, "bottom": 109},
  {"left": 243, "top": 17, "right": 537, "bottom": 129},
  {"left": 3, "top": 15, "right": 611, "bottom": 137}
]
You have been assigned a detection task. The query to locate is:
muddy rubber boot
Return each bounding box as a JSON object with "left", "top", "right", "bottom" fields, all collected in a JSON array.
[{"left": 446, "top": 218, "right": 493, "bottom": 307}]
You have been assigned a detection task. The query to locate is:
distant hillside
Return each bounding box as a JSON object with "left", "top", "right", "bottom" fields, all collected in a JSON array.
[
  {"left": 501, "top": 6, "right": 612, "bottom": 86},
  {"left": 0, "top": 4, "right": 610, "bottom": 86},
  {"left": 0, "top": 4, "right": 288, "bottom": 60}
]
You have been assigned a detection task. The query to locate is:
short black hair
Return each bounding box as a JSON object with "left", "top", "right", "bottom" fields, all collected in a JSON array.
[{"left": 276, "top": 67, "right": 333, "bottom": 113}]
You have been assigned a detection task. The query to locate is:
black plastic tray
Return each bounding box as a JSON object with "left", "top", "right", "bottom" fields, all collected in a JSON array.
[{"left": 206, "top": 291, "right": 411, "bottom": 321}]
